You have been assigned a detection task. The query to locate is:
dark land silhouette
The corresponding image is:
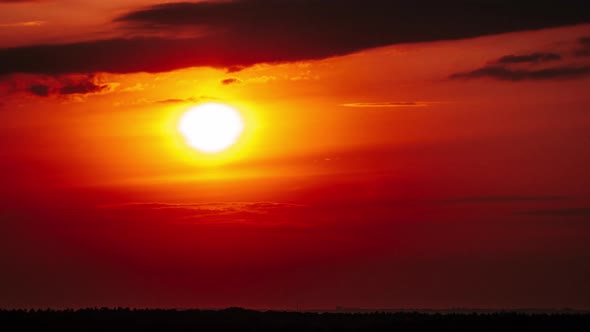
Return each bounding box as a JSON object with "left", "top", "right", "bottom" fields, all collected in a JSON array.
[{"left": 1, "top": 307, "right": 589, "bottom": 331}]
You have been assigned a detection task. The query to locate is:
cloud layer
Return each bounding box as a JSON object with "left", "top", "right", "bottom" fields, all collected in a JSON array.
[
  {"left": 450, "top": 65, "right": 590, "bottom": 81},
  {"left": 515, "top": 207, "right": 590, "bottom": 217},
  {"left": 451, "top": 37, "right": 590, "bottom": 81},
  {"left": 101, "top": 201, "right": 309, "bottom": 227},
  {"left": 5, "top": 74, "right": 117, "bottom": 97},
  {"left": 497, "top": 53, "right": 562, "bottom": 64},
  {"left": 0, "top": 0, "right": 589, "bottom": 75},
  {"left": 341, "top": 102, "right": 430, "bottom": 108}
]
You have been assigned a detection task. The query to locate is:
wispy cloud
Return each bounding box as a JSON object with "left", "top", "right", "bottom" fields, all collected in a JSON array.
[
  {"left": 22, "top": 74, "right": 118, "bottom": 97},
  {"left": 496, "top": 52, "right": 562, "bottom": 64},
  {"left": 156, "top": 97, "right": 198, "bottom": 104},
  {"left": 100, "top": 201, "right": 309, "bottom": 227},
  {"left": 0, "top": 73, "right": 119, "bottom": 98},
  {"left": 155, "top": 96, "right": 219, "bottom": 104},
  {"left": 450, "top": 65, "right": 590, "bottom": 81},
  {"left": 451, "top": 39, "right": 590, "bottom": 82},
  {"left": 112, "top": 96, "right": 218, "bottom": 107},
  {"left": 0, "top": 20, "right": 45, "bottom": 28},
  {"left": 514, "top": 207, "right": 590, "bottom": 217},
  {"left": 341, "top": 102, "right": 431, "bottom": 108},
  {"left": 220, "top": 77, "right": 241, "bottom": 86}
]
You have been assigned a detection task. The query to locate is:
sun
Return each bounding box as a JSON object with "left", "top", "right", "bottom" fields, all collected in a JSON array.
[{"left": 178, "top": 103, "right": 245, "bottom": 154}]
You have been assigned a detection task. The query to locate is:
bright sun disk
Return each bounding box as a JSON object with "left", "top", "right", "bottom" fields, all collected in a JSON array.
[{"left": 178, "top": 103, "right": 244, "bottom": 154}]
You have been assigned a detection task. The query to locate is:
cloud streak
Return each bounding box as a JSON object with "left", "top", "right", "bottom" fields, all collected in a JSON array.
[
  {"left": 341, "top": 102, "right": 430, "bottom": 108},
  {"left": 450, "top": 65, "right": 590, "bottom": 81},
  {"left": 15, "top": 74, "right": 117, "bottom": 97},
  {"left": 220, "top": 77, "right": 241, "bottom": 85},
  {"left": 515, "top": 207, "right": 590, "bottom": 217},
  {"left": 0, "top": 21, "right": 45, "bottom": 27},
  {"left": 497, "top": 53, "right": 562, "bottom": 64},
  {"left": 0, "top": 0, "right": 589, "bottom": 75},
  {"left": 450, "top": 37, "right": 590, "bottom": 82},
  {"left": 101, "top": 201, "right": 309, "bottom": 227}
]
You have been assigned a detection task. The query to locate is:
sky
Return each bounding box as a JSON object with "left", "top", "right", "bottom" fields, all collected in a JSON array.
[{"left": 1, "top": 0, "right": 590, "bottom": 310}]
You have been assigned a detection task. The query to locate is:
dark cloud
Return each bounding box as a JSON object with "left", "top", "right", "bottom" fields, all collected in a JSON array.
[
  {"left": 1, "top": 0, "right": 589, "bottom": 75},
  {"left": 0, "top": 38, "right": 210, "bottom": 75},
  {"left": 575, "top": 37, "right": 590, "bottom": 57},
  {"left": 497, "top": 53, "right": 562, "bottom": 64},
  {"left": 451, "top": 37, "right": 590, "bottom": 82},
  {"left": 450, "top": 65, "right": 590, "bottom": 81},
  {"left": 220, "top": 77, "right": 241, "bottom": 85},
  {"left": 58, "top": 81, "right": 107, "bottom": 95},
  {"left": 226, "top": 66, "right": 246, "bottom": 73},
  {"left": 515, "top": 207, "right": 590, "bottom": 217},
  {"left": 28, "top": 84, "right": 49, "bottom": 97},
  {"left": 18, "top": 75, "right": 112, "bottom": 97}
]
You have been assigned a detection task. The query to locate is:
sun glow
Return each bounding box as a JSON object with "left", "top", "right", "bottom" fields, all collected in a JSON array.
[{"left": 178, "top": 103, "right": 245, "bottom": 154}]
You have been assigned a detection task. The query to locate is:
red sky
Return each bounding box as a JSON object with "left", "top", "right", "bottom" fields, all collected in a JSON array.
[{"left": 1, "top": 0, "right": 590, "bottom": 310}]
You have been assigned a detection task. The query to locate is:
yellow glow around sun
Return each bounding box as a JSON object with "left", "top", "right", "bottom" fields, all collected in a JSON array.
[{"left": 178, "top": 103, "right": 245, "bottom": 154}]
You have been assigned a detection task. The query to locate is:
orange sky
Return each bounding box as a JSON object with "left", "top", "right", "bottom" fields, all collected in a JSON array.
[{"left": 1, "top": 0, "right": 590, "bottom": 310}]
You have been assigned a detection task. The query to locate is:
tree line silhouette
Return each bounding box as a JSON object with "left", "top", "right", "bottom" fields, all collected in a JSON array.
[{"left": 1, "top": 307, "right": 589, "bottom": 331}]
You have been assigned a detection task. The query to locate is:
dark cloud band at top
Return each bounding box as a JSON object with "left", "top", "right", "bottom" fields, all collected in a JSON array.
[{"left": 1, "top": 0, "right": 590, "bottom": 75}]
